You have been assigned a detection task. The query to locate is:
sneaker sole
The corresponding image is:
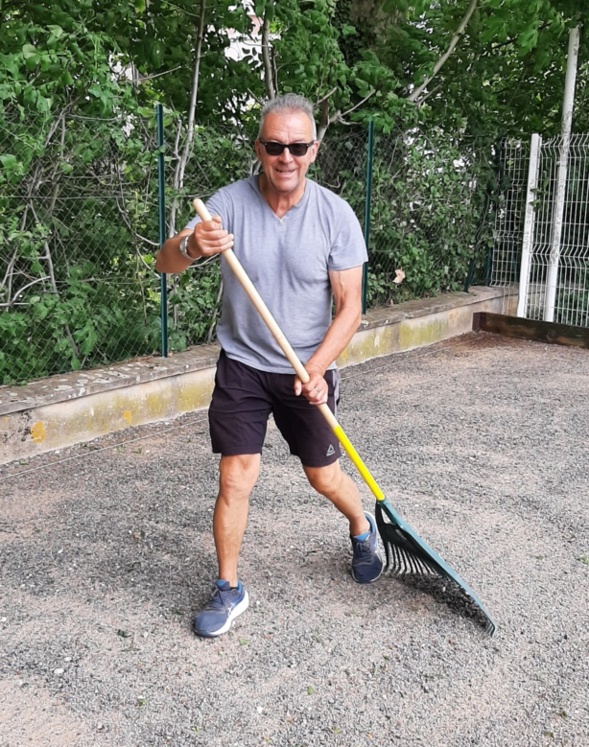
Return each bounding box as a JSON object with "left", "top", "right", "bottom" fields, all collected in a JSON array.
[
  {"left": 193, "top": 591, "right": 250, "bottom": 638},
  {"left": 351, "top": 553, "right": 384, "bottom": 584}
]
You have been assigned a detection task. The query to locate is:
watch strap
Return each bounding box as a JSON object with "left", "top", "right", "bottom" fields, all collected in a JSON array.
[{"left": 178, "top": 235, "right": 195, "bottom": 261}]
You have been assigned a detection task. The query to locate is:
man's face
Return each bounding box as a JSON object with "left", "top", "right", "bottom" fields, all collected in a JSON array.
[{"left": 255, "top": 110, "right": 318, "bottom": 198}]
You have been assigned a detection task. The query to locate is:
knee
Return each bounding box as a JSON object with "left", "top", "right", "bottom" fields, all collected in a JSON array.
[
  {"left": 219, "top": 454, "right": 260, "bottom": 499},
  {"left": 305, "top": 463, "right": 343, "bottom": 498}
]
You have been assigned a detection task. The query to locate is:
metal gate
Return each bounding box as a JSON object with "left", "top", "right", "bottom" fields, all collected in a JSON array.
[{"left": 517, "top": 133, "right": 589, "bottom": 328}]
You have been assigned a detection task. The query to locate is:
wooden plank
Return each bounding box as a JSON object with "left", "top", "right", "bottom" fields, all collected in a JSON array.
[{"left": 473, "top": 313, "right": 589, "bottom": 349}]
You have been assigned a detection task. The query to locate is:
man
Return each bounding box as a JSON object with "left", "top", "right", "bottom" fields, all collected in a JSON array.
[{"left": 156, "top": 93, "right": 382, "bottom": 638}]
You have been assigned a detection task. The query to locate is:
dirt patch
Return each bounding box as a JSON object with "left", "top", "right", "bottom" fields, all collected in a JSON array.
[{"left": 1, "top": 332, "right": 588, "bottom": 746}]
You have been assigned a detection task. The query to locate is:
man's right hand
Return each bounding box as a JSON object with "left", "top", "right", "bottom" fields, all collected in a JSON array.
[
  {"left": 155, "top": 215, "right": 234, "bottom": 274},
  {"left": 194, "top": 216, "right": 234, "bottom": 258}
]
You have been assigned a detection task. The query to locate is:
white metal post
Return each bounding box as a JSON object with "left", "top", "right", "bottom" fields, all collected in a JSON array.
[
  {"left": 517, "top": 133, "right": 542, "bottom": 318},
  {"left": 544, "top": 26, "right": 580, "bottom": 322}
]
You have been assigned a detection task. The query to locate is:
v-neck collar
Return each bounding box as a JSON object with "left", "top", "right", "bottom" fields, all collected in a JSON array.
[{"left": 251, "top": 174, "right": 310, "bottom": 220}]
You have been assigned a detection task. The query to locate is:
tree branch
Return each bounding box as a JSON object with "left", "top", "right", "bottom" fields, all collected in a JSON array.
[
  {"left": 261, "top": 9, "right": 277, "bottom": 99},
  {"left": 168, "top": 0, "right": 207, "bottom": 237},
  {"left": 316, "top": 89, "right": 375, "bottom": 142},
  {"left": 408, "top": 0, "right": 478, "bottom": 105}
]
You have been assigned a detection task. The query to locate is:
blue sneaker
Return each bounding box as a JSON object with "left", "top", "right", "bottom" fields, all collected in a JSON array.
[
  {"left": 193, "top": 580, "right": 249, "bottom": 638},
  {"left": 351, "top": 512, "right": 383, "bottom": 584}
]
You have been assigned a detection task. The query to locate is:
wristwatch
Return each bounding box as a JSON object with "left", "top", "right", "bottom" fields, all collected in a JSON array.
[{"left": 178, "top": 235, "right": 196, "bottom": 261}]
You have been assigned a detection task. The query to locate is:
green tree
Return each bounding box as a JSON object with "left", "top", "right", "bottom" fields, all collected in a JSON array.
[
  {"left": 340, "top": 0, "right": 586, "bottom": 137},
  {"left": 0, "top": 2, "right": 163, "bottom": 382}
]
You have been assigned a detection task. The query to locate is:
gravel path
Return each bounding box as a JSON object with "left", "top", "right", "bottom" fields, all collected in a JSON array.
[{"left": 1, "top": 331, "right": 588, "bottom": 747}]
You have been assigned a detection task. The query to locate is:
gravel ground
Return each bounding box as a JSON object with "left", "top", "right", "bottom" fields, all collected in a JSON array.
[{"left": 1, "top": 331, "right": 588, "bottom": 747}]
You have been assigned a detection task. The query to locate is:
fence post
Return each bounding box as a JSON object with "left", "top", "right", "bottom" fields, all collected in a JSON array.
[
  {"left": 362, "top": 120, "right": 374, "bottom": 314},
  {"left": 156, "top": 103, "right": 168, "bottom": 357},
  {"left": 544, "top": 25, "right": 580, "bottom": 322},
  {"left": 517, "top": 133, "right": 542, "bottom": 318}
]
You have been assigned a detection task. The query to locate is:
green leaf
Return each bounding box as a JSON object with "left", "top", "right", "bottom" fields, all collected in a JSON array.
[
  {"left": 21, "top": 43, "right": 38, "bottom": 60},
  {"left": 0, "top": 154, "right": 18, "bottom": 169},
  {"left": 47, "top": 25, "right": 65, "bottom": 39}
]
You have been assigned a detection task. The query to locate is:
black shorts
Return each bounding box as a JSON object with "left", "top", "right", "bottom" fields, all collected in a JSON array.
[{"left": 208, "top": 350, "right": 342, "bottom": 467}]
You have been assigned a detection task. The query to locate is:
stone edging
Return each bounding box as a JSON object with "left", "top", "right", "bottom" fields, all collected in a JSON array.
[{"left": 0, "top": 286, "right": 517, "bottom": 465}]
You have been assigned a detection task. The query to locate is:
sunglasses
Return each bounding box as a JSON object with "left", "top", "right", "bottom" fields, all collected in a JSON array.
[{"left": 258, "top": 139, "right": 315, "bottom": 157}]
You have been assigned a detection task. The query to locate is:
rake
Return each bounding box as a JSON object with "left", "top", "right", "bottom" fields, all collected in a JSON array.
[{"left": 192, "top": 198, "right": 496, "bottom": 636}]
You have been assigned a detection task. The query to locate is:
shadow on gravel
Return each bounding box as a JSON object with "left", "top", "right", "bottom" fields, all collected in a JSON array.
[{"left": 391, "top": 573, "right": 493, "bottom": 634}]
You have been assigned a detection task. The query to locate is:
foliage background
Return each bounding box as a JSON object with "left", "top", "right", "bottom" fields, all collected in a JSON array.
[{"left": 1, "top": 1, "right": 587, "bottom": 384}]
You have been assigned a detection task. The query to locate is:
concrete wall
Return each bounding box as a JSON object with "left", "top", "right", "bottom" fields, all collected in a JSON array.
[{"left": 0, "top": 286, "right": 517, "bottom": 466}]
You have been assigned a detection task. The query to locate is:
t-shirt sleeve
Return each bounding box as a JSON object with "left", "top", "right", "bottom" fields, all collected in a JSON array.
[{"left": 327, "top": 199, "right": 368, "bottom": 271}]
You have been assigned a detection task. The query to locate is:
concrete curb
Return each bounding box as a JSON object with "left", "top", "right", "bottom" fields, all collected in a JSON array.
[{"left": 0, "top": 286, "right": 516, "bottom": 465}]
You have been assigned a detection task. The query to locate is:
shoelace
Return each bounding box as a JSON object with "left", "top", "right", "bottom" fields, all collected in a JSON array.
[
  {"left": 352, "top": 537, "right": 374, "bottom": 560},
  {"left": 205, "top": 585, "right": 239, "bottom": 611}
]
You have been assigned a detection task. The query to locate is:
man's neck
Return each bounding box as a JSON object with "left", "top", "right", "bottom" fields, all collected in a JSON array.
[{"left": 259, "top": 174, "right": 306, "bottom": 218}]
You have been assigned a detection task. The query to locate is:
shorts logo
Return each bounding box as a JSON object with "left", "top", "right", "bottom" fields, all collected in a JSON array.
[{"left": 326, "top": 444, "right": 335, "bottom": 457}]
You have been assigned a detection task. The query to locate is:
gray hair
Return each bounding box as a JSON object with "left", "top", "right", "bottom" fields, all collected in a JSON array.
[{"left": 258, "top": 94, "right": 317, "bottom": 140}]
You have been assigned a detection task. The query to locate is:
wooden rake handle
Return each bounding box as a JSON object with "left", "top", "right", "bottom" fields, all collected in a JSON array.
[{"left": 192, "top": 198, "right": 385, "bottom": 501}]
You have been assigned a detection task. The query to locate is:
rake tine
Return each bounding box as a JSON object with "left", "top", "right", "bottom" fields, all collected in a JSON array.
[
  {"left": 392, "top": 545, "right": 405, "bottom": 574},
  {"left": 407, "top": 552, "right": 419, "bottom": 575}
]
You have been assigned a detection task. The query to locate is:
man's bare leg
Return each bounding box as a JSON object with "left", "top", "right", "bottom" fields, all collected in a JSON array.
[
  {"left": 303, "top": 460, "right": 369, "bottom": 535},
  {"left": 193, "top": 454, "right": 260, "bottom": 638},
  {"left": 304, "top": 460, "right": 383, "bottom": 584},
  {"left": 214, "top": 453, "right": 261, "bottom": 586}
]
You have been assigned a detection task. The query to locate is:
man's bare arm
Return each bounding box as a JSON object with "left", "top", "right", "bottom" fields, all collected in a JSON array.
[{"left": 155, "top": 217, "right": 234, "bottom": 274}]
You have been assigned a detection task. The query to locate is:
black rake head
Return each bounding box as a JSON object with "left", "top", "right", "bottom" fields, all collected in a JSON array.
[{"left": 375, "top": 500, "right": 496, "bottom": 636}]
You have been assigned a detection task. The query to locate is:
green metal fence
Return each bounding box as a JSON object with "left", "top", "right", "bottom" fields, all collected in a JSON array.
[
  {"left": 1, "top": 110, "right": 162, "bottom": 386},
  {"left": 1, "top": 107, "right": 498, "bottom": 386}
]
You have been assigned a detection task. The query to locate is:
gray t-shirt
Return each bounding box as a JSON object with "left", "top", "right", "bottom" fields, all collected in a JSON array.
[{"left": 185, "top": 176, "right": 367, "bottom": 373}]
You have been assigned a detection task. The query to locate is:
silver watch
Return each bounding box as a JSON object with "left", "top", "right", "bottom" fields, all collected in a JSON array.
[{"left": 178, "top": 235, "right": 195, "bottom": 261}]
